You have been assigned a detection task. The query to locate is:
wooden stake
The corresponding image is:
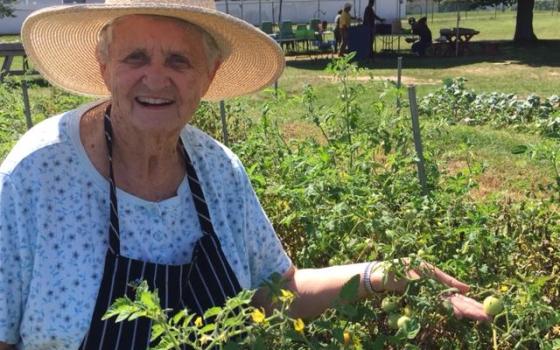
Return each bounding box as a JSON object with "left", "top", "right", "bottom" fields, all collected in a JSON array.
[
  {"left": 219, "top": 100, "right": 229, "bottom": 146},
  {"left": 396, "top": 56, "right": 402, "bottom": 111},
  {"left": 408, "top": 85, "right": 428, "bottom": 195},
  {"left": 21, "top": 59, "right": 33, "bottom": 130},
  {"left": 21, "top": 79, "right": 33, "bottom": 130}
]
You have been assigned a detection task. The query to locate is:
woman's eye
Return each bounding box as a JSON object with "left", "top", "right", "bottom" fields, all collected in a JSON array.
[
  {"left": 122, "top": 51, "right": 148, "bottom": 65},
  {"left": 168, "top": 55, "right": 191, "bottom": 68}
]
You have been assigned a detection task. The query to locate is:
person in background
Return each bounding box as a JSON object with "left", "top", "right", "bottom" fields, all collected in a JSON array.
[
  {"left": 338, "top": 3, "right": 353, "bottom": 56},
  {"left": 410, "top": 16, "right": 432, "bottom": 56},
  {"left": 334, "top": 9, "right": 343, "bottom": 52},
  {"left": 363, "top": 0, "right": 384, "bottom": 59}
]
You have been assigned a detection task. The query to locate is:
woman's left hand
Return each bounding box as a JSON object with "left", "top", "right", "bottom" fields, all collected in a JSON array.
[{"left": 371, "top": 259, "right": 492, "bottom": 322}]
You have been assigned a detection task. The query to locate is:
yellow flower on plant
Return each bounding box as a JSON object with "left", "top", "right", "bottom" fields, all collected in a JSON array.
[
  {"left": 279, "top": 289, "right": 295, "bottom": 303},
  {"left": 199, "top": 334, "right": 212, "bottom": 344},
  {"left": 552, "top": 324, "right": 560, "bottom": 336},
  {"left": 194, "top": 316, "right": 203, "bottom": 328},
  {"left": 293, "top": 318, "right": 305, "bottom": 333},
  {"left": 500, "top": 285, "right": 508, "bottom": 293},
  {"left": 251, "top": 308, "right": 266, "bottom": 324},
  {"left": 343, "top": 331, "right": 352, "bottom": 346}
]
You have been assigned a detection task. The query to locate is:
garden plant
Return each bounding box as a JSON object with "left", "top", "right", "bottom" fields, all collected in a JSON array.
[{"left": 1, "top": 53, "right": 559, "bottom": 349}]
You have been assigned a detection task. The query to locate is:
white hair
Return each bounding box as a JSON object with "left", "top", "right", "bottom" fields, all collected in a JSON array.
[{"left": 96, "top": 15, "right": 221, "bottom": 70}]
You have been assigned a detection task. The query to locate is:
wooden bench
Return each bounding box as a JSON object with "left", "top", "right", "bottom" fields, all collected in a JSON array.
[{"left": 0, "top": 42, "right": 29, "bottom": 82}]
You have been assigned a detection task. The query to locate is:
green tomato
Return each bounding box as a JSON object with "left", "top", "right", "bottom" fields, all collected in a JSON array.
[
  {"left": 483, "top": 296, "right": 504, "bottom": 316},
  {"left": 381, "top": 297, "right": 399, "bottom": 313},
  {"left": 403, "top": 305, "right": 413, "bottom": 316},
  {"left": 397, "top": 315, "right": 411, "bottom": 329},
  {"left": 387, "top": 313, "right": 400, "bottom": 329}
]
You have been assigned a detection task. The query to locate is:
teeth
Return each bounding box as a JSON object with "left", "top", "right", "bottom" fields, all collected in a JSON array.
[{"left": 136, "top": 97, "right": 173, "bottom": 105}]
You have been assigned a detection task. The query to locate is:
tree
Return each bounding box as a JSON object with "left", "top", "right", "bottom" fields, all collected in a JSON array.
[
  {"left": 513, "top": 0, "right": 538, "bottom": 43},
  {"left": 0, "top": 0, "right": 17, "bottom": 19}
]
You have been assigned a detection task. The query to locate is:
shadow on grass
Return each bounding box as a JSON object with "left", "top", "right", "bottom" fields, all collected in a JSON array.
[{"left": 286, "top": 40, "right": 560, "bottom": 71}]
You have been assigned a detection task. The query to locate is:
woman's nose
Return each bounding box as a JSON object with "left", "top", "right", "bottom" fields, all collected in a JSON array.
[{"left": 141, "top": 64, "right": 171, "bottom": 91}]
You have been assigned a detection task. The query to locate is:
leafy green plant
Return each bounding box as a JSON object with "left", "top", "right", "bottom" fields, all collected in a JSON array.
[{"left": 420, "top": 78, "right": 560, "bottom": 138}]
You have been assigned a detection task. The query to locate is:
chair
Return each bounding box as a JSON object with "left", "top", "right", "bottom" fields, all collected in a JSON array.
[
  {"left": 309, "top": 18, "right": 321, "bottom": 32},
  {"left": 279, "top": 21, "right": 295, "bottom": 39},
  {"left": 294, "top": 24, "right": 309, "bottom": 40},
  {"left": 260, "top": 21, "right": 274, "bottom": 35}
]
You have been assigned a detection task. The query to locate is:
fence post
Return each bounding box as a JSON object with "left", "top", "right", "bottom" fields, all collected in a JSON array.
[
  {"left": 396, "top": 56, "right": 402, "bottom": 112},
  {"left": 21, "top": 58, "right": 33, "bottom": 130},
  {"left": 455, "top": 10, "right": 460, "bottom": 57},
  {"left": 21, "top": 79, "right": 33, "bottom": 130},
  {"left": 407, "top": 85, "right": 429, "bottom": 195},
  {"left": 219, "top": 100, "right": 229, "bottom": 146}
]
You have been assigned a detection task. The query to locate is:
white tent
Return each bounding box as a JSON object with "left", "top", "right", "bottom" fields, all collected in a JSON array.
[
  {"left": 214, "top": 0, "right": 406, "bottom": 25},
  {"left": 2, "top": 0, "right": 407, "bottom": 35}
]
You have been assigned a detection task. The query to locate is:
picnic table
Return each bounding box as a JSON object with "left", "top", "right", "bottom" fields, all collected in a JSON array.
[
  {"left": 437, "top": 27, "right": 480, "bottom": 56},
  {"left": 0, "top": 42, "right": 29, "bottom": 81},
  {"left": 0, "top": 42, "right": 34, "bottom": 129},
  {"left": 275, "top": 31, "right": 334, "bottom": 57}
]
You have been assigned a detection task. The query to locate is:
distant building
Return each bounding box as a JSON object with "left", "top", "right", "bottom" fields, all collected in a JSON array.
[{"left": 215, "top": 0, "right": 405, "bottom": 26}]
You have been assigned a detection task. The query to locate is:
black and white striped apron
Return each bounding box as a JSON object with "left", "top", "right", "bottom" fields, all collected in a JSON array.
[{"left": 79, "top": 106, "right": 242, "bottom": 349}]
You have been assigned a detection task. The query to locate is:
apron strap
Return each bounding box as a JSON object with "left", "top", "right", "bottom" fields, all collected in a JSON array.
[{"left": 104, "top": 105, "right": 121, "bottom": 255}]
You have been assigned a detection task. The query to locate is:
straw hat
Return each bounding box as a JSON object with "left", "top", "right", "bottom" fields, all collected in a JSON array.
[{"left": 21, "top": 0, "right": 285, "bottom": 101}]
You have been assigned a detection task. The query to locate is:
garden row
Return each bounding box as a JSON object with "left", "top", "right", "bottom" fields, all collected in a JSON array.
[{"left": 1, "top": 57, "right": 559, "bottom": 348}]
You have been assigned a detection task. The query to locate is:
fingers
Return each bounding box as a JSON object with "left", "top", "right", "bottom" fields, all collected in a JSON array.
[
  {"left": 447, "top": 294, "right": 492, "bottom": 322},
  {"left": 397, "top": 259, "right": 472, "bottom": 295},
  {"left": 451, "top": 302, "right": 463, "bottom": 320},
  {"left": 418, "top": 262, "right": 470, "bottom": 294}
]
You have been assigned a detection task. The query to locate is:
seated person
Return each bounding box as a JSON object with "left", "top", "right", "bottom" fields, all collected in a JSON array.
[{"left": 409, "top": 16, "right": 432, "bottom": 56}]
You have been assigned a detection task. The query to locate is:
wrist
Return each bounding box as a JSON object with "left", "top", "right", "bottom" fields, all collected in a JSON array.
[
  {"left": 363, "top": 261, "right": 385, "bottom": 295},
  {"left": 369, "top": 264, "right": 386, "bottom": 293}
]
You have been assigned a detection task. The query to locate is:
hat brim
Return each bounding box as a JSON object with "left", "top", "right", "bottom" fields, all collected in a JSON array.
[{"left": 21, "top": 4, "right": 285, "bottom": 101}]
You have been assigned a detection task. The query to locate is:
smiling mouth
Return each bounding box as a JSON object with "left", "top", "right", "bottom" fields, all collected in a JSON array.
[{"left": 135, "top": 96, "right": 175, "bottom": 107}]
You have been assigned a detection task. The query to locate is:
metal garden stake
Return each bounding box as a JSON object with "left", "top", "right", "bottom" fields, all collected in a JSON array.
[
  {"left": 396, "top": 56, "right": 402, "bottom": 112},
  {"left": 219, "top": 100, "right": 229, "bottom": 146},
  {"left": 408, "top": 85, "right": 428, "bottom": 195}
]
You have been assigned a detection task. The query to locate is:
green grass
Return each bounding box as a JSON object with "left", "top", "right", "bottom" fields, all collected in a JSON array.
[
  {"left": 279, "top": 38, "right": 560, "bottom": 98},
  {"left": 0, "top": 35, "right": 19, "bottom": 43},
  {"left": 430, "top": 123, "right": 557, "bottom": 198},
  {"left": 408, "top": 10, "right": 560, "bottom": 40},
  {"left": 275, "top": 10, "right": 560, "bottom": 98}
]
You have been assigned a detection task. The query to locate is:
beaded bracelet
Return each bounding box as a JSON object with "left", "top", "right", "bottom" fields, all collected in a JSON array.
[{"left": 362, "top": 261, "right": 381, "bottom": 295}]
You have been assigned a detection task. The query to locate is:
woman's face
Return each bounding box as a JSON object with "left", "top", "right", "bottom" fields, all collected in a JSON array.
[{"left": 99, "top": 15, "right": 219, "bottom": 135}]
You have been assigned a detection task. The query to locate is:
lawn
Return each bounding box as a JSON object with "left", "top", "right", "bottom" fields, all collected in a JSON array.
[{"left": 408, "top": 10, "right": 560, "bottom": 40}]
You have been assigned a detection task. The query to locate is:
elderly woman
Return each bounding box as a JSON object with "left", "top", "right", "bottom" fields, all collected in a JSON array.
[{"left": 0, "top": 0, "right": 489, "bottom": 349}]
